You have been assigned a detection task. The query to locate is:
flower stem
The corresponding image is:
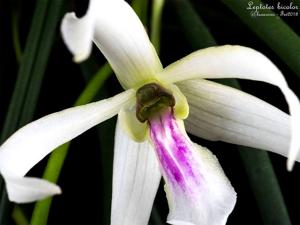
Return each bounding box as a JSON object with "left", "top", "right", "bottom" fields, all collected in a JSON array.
[
  {"left": 172, "top": 0, "right": 292, "bottom": 224},
  {"left": 151, "top": 0, "right": 165, "bottom": 53},
  {"left": 30, "top": 63, "right": 112, "bottom": 225},
  {"left": 12, "top": 206, "right": 29, "bottom": 225}
]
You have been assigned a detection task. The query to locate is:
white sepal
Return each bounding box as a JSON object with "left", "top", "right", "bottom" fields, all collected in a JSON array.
[
  {"left": 178, "top": 79, "right": 296, "bottom": 161},
  {"left": 159, "top": 45, "right": 300, "bottom": 169},
  {"left": 0, "top": 90, "right": 134, "bottom": 176},
  {"left": 4, "top": 175, "right": 61, "bottom": 203},
  {"left": 61, "top": 0, "right": 162, "bottom": 89},
  {"left": 61, "top": 0, "right": 97, "bottom": 62},
  {"left": 0, "top": 90, "right": 134, "bottom": 203}
]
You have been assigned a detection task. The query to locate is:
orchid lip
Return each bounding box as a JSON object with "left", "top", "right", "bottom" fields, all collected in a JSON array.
[
  {"left": 148, "top": 109, "right": 236, "bottom": 225},
  {"left": 149, "top": 109, "right": 202, "bottom": 193},
  {"left": 135, "top": 82, "right": 202, "bottom": 192}
]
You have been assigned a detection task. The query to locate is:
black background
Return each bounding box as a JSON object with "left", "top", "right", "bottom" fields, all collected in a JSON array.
[{"left": 0, "top": 0, "right": 299, "bottom": 224}]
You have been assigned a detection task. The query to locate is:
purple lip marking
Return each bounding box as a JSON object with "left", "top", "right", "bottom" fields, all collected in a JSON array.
[{"left": 149, "top": 109, "right": 202, "bottom": 191}]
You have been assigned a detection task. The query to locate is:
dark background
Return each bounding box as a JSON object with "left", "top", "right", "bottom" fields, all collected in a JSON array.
[{"left": 0, "top": 0, "right": 300, "bottom": 224}]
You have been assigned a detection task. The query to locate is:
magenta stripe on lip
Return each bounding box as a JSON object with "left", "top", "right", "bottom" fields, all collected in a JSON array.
[{"left": 149, "top": 109, "right": 202, "bottom": 191}]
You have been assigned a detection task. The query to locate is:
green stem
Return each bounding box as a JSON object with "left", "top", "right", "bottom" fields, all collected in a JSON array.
[
  {"left": 77, "top": 64, "right": 112, "bottom": 105},
  {"left": 30, "top": 144, "right": 68, "bottom": 225},
  {"left": 12, "top": 206, "right": 29, "bottom": 225},
  {"left": 150, "top": 0, "right": 165, "bottom": 53},
  {"left": 221, "top": 0, "right": 300, "bottom": 79},
  {"left": 80, "top": 60, "right": 115, "bottom": 225},
  {"left": 172, "top": 0, "right": 291, "bottom": 224},
  {"left": 30, "top": 64, "right": 112, "bottom": 225}
]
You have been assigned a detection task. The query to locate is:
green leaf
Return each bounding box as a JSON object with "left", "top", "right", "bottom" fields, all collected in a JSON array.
[
  {"left": 9, "top": 0, "right": 66, "bottom": 224},
  {"left": 1, "top": 0, "right": 49, "bottom": 142},
  {"left": 0, "top": 0, "right": 51, "bottom": 223},
  {"left": 172, "top": 0, "right": 291, "bottom": 224},
  {"left": 149, "top": 205, "right": 164, "bottom": 225},
  {"left": 19, "top": 0, "right": 65, "bottom": 127},
  {"left": 132, "top": 0, "right": 148, "bottom": 25},
  {"left": 172, "top": 0, "right": 216, "bottom": 49},
  {"left": 294, "top": 0, "right": 300, "bottom": 12},
  {"left": 239, "top": 148, "right": 292, "bottom": 225}
]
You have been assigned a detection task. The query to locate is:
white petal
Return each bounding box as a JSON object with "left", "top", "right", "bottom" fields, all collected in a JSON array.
[
  {"left": 177, "top": 79, "right": 297, "bottom": 161},
  {"left": 61, "top": 0, "right": 162, "bottom": 89},
  {"left": 111, "top": 118, "right": 161, "bottom": 225},
  {"left": 159, "top": 45, "right": 300, "bottom": 170},
  {"left": 148, "top": 110, "right": 236, "bottom": 225},
  {"left": 0, "top": 90, "right": 134, "bottom": 177},
  {"left": 4, "top": 176, "right": 61, "bottom": 203}
]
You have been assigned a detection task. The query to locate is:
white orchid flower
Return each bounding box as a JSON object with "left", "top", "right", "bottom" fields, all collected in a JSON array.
[{"left": 0, "top": 0, "right": 299, "bottom": 224}]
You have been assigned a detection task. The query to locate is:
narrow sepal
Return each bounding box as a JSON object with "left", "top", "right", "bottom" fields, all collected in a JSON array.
[
  {"left": 159, "top": 45, "right": 300, "bottom": 169},
  {"left": 178, "top": 79, "right": 297, "bottom": 161},
  {"left": 0, "top": 90, "right": 134, "bottom": 203},
  {"left": 61, "top": 0, "right": 162, "bottom": 89}
]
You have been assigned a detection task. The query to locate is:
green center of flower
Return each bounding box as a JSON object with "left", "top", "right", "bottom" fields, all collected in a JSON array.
[{"left": 136, "top": 83, "right": 175, "bottom": 122}]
